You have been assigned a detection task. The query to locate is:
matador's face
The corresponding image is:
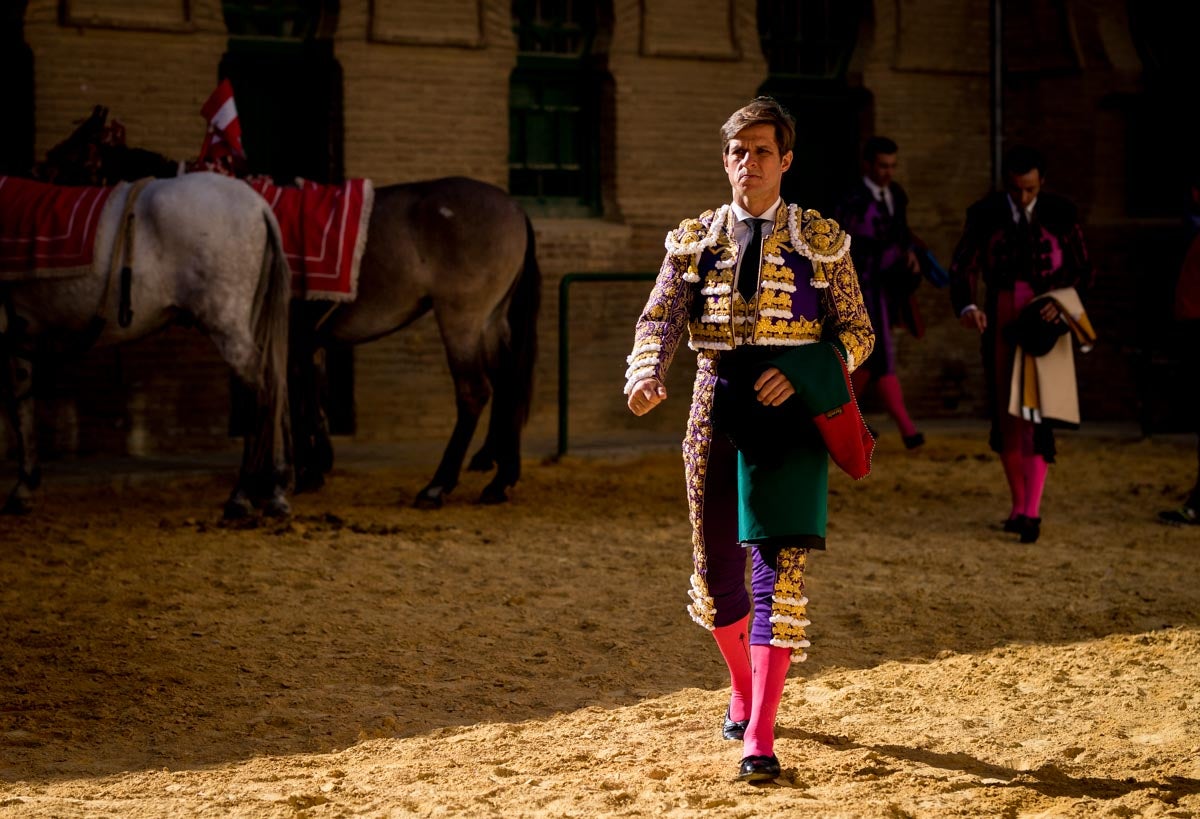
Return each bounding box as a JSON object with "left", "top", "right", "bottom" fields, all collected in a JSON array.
[{"left": 723, "top": 124, "right": 793, "bottom": 209}]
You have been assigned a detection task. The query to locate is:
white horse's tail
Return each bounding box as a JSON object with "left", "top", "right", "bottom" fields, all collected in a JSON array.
[{"left": 246, "top": 209, "right": 292, "bottom": 486}]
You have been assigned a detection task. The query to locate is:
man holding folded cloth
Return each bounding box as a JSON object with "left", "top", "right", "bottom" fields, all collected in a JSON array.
[
  {"left": 949, "top": 145, "right": 1094, "bottom": 544},
  {"left": 624, "top": 97, "right": 874, "bottom": 783}
]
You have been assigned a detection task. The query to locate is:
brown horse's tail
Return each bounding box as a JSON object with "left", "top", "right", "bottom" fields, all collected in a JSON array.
[
  {"left": 508, "top": 214, "right": 542, "bottom": 427},
  {"left": 470, "top": 211, "right": 541, "bottom": 495},
  {"left": 246, "top": 209, "right": 292, "bottom": 487}
]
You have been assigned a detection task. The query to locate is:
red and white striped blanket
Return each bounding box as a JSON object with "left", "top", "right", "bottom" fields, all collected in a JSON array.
[
  {"left": 0, "top": 176, "right": 116, "bottom": 280},
  {"left": 0, "top": 175, "right": 374, "bottom": 302},
  {"left": 249, "top": 178, "right": 373, "bottom": 302}
]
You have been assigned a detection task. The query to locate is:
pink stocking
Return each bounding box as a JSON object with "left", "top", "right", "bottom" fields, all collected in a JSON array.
[
  {"left": 876, "top": 374, "right": 918, "bottom": 438},
  {"left": 711, "top": 615, "right": 753, "bottom": 722},
  {"left": 1000, "top": 451, "right": 1026, "bottom": 519},
  {"left": 743, "top": 644, "right": 791, "bottom": 758},
  {"left": 1022, "top": 455, "right": 1048, "bottom": 518}
]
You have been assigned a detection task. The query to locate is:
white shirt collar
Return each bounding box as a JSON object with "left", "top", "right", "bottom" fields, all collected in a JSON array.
[
  {"left": 862, "top": 176, "right": 886, "bottom": 200},
  {"left": 731, "top": 197, "right": 782, "bottom": 225},
  {"left": 1008, "top": 194, "right": 1037, "bottom": 222},
  {"left": 863, "top": 176, "right": 893, "bottom": 213}
]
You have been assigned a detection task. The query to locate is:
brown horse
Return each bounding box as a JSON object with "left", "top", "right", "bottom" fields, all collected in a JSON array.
[
  {"left": 308, "top": 177, "right": 540, "bottom": 507},
  {"left": 36, "top": 114, "right": 540, "bottom": 507}
]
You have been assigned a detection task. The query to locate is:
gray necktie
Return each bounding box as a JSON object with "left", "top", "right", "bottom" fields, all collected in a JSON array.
[{"left": 738, "top": 218, "right": 768, "bottom": 301}]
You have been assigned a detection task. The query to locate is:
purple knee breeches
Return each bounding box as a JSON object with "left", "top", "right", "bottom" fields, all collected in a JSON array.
[{"left": 702, "top": 435, "right": 786, "bottom": 645}]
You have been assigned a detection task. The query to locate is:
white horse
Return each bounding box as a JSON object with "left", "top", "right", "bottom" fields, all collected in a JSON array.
[{"left": 1, "top": 172, "right": 291, "bottom": 517}]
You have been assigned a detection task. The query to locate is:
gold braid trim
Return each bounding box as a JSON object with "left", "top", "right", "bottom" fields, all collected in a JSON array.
[
  {"left": 769, "top": 548, "right": 812, "bottom": 662},
  {"left": 685, "top": 353, "right": 719, "bottom": 629}
]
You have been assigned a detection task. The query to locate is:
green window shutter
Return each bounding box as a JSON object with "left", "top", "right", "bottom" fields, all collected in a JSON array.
[{"left": 509, "top": 0, "right": 601, "bottom": 217}]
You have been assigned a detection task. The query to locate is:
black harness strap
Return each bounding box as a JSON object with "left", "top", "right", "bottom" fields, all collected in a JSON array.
[{"left": 98, "top": 177, "right": 153, "bottom": 334}]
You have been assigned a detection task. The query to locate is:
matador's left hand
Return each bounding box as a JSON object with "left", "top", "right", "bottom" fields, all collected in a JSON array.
[{"left": 754, "top": 367, "right": 795, "bottom": 407}]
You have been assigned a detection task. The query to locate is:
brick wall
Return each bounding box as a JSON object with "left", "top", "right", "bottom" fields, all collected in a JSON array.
[{"left": 5, "top": 0, "right": 1173, "bottom": 469}]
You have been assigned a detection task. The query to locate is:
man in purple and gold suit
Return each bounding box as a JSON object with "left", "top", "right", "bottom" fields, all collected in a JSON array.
[
  {"left": 624, "top": 97, "right": 873, "bottom": 782},
  {"left": 950, "top": 145, "right": 1093, "bottom": 544},
  {"left": 835, "top": 136, "right": 925, "bottom": 449}
]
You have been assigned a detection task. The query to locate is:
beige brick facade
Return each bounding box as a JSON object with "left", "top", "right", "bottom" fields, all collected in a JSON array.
[{"left": 5, "top": 0, "right": 1177, "bottom": 465}]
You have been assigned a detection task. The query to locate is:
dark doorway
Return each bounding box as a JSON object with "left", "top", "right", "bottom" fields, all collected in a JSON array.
[
  {"left": 756, "top": 0, "right": 868, "bottom": 215},
  {"left": 218, "top": 0, "right": 355, "bottom": 437},
  {"left": 1, "top": 1, "right": 34, "bottom": 177},
  {"left": 1123, "top": 0, "right": 1200, "bottom": 433}
]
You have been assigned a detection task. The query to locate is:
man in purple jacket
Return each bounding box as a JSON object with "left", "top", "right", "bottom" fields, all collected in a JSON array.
[{"left": 835, "top": 136, "right": 925, "bottom": 449}]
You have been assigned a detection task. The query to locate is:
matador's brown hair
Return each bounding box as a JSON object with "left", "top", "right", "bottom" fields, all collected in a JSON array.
[{"left": 719, "top": 96, "right": 796, "bottom": 156}]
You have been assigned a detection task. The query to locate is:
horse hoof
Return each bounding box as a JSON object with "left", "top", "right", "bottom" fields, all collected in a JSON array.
[
  {"left": 223, "top": 493, "right": 255, "bottom": 520},
  {"left": 478, "top": 483, "right": 509, "bottom": 505},
  {"left": 262, "top": 494, "right": 291, "bottom": 518},
  {"left": 413, "top": 486, "right": 445, "bottom": 510}
]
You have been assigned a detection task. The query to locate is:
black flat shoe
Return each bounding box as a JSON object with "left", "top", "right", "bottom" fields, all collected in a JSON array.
[
  {"left": 903, "top": 432, "right": 925, "bottom": 450},
  {"left": 1159, "top": 506, "right": 1199, "bottom": 525},
  {"left": 737, "top": 755, "right": 781, "bottom": 782},
  {"left": 722, "top": 709, "right": 749, "bottom": 741},
  {"left": 1019, "top": 516, "right": 1041, "bottom": 543},
  {"left": 1002, "top": 514, "right": 1027, "bottom": 534}
]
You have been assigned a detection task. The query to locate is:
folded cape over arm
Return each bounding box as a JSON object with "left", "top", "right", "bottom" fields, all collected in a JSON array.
[
  {"left": 714, "top": 341, "right": 875, "bottom": 481},
  {"left": 773, "top": 341, "right": 876, "bottom": 481}
]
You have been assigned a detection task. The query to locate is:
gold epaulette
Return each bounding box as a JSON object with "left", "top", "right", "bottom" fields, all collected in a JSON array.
[
  {"left": 664, "top": 205, "right": 732, "bottom": 257},
  {"left": 796, "top": 208, "right": 850, "bottom": 262}
]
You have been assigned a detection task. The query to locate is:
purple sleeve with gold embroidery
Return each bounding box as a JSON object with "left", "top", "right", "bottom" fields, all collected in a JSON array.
[
  {"left": 623, "top": 243, "right": 696, "bottom": 395},
  {"left": 819, "top": 253, "right": 874, "bottom": 372}
]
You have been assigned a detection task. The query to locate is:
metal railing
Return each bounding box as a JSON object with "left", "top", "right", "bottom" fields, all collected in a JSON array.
[{"left": 557, "top": 271, "right": 656, "bottom": 458}]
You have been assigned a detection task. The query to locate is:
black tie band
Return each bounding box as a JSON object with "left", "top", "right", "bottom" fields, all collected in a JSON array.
[{"left": 738, "top": 217, "right": 768, "bottom": 302}]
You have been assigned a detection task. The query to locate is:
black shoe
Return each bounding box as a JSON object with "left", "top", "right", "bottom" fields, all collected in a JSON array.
[
  {"left": 722, "top": 709, "right": 749, "bottom": 741},
  {"left": 1002, "top": 514, "right": 1027, "bottom": 534},
  {"left": 903, "top": 432, "right": 925, "bottom": 450},
  {"left": 1019, "top": 516, "right": 1041, "bottom": 544},
  {"left": 1159, "top": 506, "right": 1199, "bottom": 525},
  {"left": 737, "top": 755, "right": 781, "bottom": 782}
]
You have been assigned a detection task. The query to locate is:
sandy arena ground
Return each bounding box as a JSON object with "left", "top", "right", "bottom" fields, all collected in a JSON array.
[{"left": 2, "top": 427, "right": 1199, "bottom": 818}]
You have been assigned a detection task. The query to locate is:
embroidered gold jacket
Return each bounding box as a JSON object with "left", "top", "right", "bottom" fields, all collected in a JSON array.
[{"left": 624, "top": 203, "right": 874, "bottom": 394}]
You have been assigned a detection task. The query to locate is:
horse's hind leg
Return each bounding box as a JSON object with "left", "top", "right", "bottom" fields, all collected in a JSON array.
[
  {"left": 289, "top": 308, "right": 334, "bottom": 494},
  {"left": 415, "top": 332, "right": 491, "bottom": 509},
  {"left": 474, "top": 357, "right": 521, "bottom": 505},
  {"left": 1, "top": 333, "right": 40, "bottom": 515},
  {"left": 210, "top": 327, "right": 290, "bottom": 519}
]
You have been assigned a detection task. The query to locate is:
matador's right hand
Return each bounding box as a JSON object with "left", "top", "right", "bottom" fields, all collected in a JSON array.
[{"left": 628, "top": 378, "right": 667, "bottom": 416}]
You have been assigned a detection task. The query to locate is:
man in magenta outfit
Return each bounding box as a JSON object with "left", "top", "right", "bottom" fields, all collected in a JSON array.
[{"left": 949, "top": 145, "right": 1093, "bottom": 543}]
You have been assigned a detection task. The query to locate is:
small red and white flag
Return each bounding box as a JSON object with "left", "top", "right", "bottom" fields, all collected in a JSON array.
[{"left": 196, "top": 78, "right": 246, "bottom": 165}]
